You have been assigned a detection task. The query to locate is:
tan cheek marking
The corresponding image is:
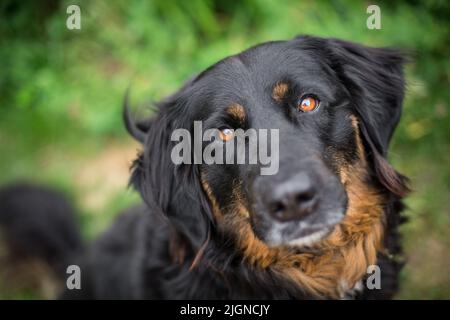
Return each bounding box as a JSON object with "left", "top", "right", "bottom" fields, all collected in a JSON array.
[
  {"left": 201, "top": 174, "right": 249, "bottom": 221},
  {"left": 226, "top": 103, "right": 246, "bottom": 122},
  {"left": 231, "top": 183, "right": 250, "bottom": 219},
  {"left": 200, "top": 173, "right": 222, "bottom": 221},
  {"left": 272, "top": 82, "right": 289, "bottom": 102},
  {"left": 349, "top": 114, "right": 367, "bottom": 166}
]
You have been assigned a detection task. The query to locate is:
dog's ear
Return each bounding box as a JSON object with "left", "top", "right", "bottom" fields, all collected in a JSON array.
[
  {"left": 123, "top": 93, "right": 153, "bottom": 143},
  {"left": 327, "top": 38, "right": 410, "bottom": 197},
  {"left": 124, "top": 86, "right": 213, "bottom": 253}
]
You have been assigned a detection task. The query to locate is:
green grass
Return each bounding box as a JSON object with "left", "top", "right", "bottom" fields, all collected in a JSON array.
[{"left": 0, "top": 0, "right": 449, "bottom": 299}]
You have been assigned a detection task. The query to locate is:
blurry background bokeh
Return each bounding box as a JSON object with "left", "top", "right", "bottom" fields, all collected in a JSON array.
[{"left": 0, "top": 0, "right": 449, "bottom": 299}]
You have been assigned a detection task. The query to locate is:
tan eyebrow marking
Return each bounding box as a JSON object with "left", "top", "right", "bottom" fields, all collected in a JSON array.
[
  {"left": 272, "top": 82, "right": 289, "bottom": 102},
  {"left": 226, "top": 103, "right": 246, "bottom": 122}
]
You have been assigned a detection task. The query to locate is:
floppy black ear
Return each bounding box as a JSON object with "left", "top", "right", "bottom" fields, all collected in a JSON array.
[
  {"left": 327, "top": 38, "right": 410, "bottom": 196},
  {"left": 124, "top": 88, "right": 213, "bottom": 253}
]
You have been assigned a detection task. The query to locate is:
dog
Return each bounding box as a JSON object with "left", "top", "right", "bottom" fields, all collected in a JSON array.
[{"left": 0, "top": 35, "right": 409, "bottom": 299}]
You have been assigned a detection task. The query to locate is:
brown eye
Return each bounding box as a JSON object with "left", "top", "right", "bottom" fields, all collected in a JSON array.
[
  {"left": 298, "top": 95, "right": 319, "bottom": 112},
  {"left": 218, "top": 128, "right": 235, "bottom": 142}
]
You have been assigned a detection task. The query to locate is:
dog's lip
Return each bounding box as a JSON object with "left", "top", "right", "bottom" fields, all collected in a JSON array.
[
  {"left": 284, "top": 214, "right": 343, "bottom": 247},
  {"left": 286, "top": 226, "right": 333, "bottom": 247}
]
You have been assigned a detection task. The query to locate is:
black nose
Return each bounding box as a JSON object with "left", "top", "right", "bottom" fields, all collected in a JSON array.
[{"left": 266, "top": 172, "right": 318, "bottom": 222}]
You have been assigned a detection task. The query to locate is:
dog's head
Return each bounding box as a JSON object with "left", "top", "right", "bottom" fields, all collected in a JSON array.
[{"left": 126, "top": 36, "right": 408, "bottom": 272}]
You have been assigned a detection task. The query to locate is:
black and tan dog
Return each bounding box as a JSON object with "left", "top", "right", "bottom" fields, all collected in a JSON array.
[{"left": 0, "top": 35, "right": 409, "bottom": 299}]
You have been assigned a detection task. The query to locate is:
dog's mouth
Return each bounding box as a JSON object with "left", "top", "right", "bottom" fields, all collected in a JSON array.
[
  {"left": 286, "top": 226, "right": 334, "bottom": 247},
  {"left": 261, "top": 212, "right": 344, "bottom": 248}
]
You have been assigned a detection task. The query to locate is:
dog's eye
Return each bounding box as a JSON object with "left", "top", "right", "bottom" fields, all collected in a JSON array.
[
  {"left": 218, "top": 128, "right": 235, "bottom": 142},
  {"left": 298, "top": 95, "right": 319, "bottom": 112}
]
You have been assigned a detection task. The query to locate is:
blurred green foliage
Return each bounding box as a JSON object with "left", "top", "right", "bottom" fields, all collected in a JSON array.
[{"left": 0, "top": 0, "right": 449, "bottom": 299}]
